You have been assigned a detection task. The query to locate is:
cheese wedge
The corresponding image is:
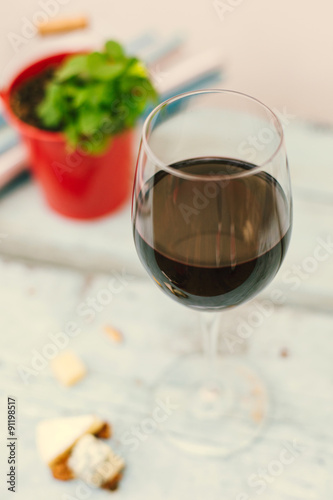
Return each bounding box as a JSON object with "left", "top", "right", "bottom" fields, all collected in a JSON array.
[{"left": 36, "top": 414, "right": 106, "bottom": 466}]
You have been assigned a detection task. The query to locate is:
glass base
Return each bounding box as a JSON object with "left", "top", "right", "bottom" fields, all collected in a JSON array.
[{"left": 153, "top": 355, "right": 268, "bottom": 457}]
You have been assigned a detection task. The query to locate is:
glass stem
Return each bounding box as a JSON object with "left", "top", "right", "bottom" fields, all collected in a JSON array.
[{"left": 200, "top": 311, "right": 220, "bottom": 380}]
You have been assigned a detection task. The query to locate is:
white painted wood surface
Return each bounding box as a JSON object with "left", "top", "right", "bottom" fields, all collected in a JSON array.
[
  {"left": 0, "top": 261, "right": 332, "bottom": 499},
  {"left": 0, "top": 120, "right": 332, "bottom": 499}
]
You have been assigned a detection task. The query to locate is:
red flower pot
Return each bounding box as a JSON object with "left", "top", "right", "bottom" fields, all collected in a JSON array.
[{"left": 1, "top": 53, "right": 134, "bottom": 219}]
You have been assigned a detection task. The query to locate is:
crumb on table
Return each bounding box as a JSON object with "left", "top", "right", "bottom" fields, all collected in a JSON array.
[
  {"left": 103, "top": 325, "right": 123, "bottom": 343},
  {"left": 51, "top": 350, "right": 87, "bottom": 386}
]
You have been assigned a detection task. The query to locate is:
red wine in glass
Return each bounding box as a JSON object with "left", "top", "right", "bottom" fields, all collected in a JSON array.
[{"left": 134, "top": 157, "right": 291, "bottom": 309}]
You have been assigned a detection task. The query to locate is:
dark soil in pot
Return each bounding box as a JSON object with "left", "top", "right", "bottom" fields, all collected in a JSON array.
[{"left": 10, "top": 67, "right": 61, "bottom": 131}]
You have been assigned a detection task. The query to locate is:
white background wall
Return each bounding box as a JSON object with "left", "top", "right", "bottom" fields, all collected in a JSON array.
[{"left": 1, "top": 0, "right": 333, "bottom": 124}]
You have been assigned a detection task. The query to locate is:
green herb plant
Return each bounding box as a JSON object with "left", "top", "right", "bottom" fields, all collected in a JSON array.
[{"left": 37, "top": 40, "right": 158, "bottom": 154}]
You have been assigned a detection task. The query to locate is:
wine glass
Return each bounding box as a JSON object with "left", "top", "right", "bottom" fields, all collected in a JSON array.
[{"left": 132, "top": 89, "right": 292, "bottom": 456}]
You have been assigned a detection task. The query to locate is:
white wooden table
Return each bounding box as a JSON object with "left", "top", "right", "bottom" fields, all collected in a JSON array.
[{"left": 0, "top": 120, "right": 332, "bottom": 499}]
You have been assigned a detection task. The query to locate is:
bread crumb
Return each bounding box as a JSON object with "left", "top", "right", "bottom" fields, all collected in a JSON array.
[
  {"left": 104, "top": 325, "right": 123, "bottom": 343},
  {"left": 251, "top": 385, "right": 263, "bottom": 396},
  {"left": 102, "top": 472, "right": 123, "bottom": 491},
  {"left": 51, "top": 454, "right": 74, "bottom": 481},
  {"left": 51, "top": 350, "right": 87, "bottom": 387},
  {"left": 280, "top": 348, "right": 289, "bottom": 358},
  {"left": 251, "top": 407, "right": 264, "bottom": 423},
  {"left": 95, "top": 422, "right": 112, "bottom": 439}
]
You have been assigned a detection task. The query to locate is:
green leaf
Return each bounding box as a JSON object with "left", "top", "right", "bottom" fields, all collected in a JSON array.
[
  {"left": 78, "top": 107, "right": 108, "bottom": 136},
  {"left": 105, "top": 40, "right": 125, "bottom": 61},
  {"left": 38, "top": 101, "right": 62, "bottom": 127},
  {"left": 98, "top": 83, "right": 116, "bottom": 106},
  {"left": 126, "top": 61, "right": 148, "bottom": 78},
  {"left": 56, "top": 54, "right": 88, "bottom": 82},
  {"left": 62, "top": 83, "right": 81, "bottom": 98},
  {"left": 86, "top": 84, "right": 108, "bottom": 106},
  {"left": 37, "top": 83, "right": 63, "bottom": 127},
  {"left": 64, "top": 122, "right": 80, "bottom": 149},
  {"left": 72, "top": 88, "right": 90, "bottom": 107},
  {"left": 86, "top": 52, "right": 107, "bottom": 71},
  {"left": 87, "top": 52, "right": 124, "bottom": 81}
]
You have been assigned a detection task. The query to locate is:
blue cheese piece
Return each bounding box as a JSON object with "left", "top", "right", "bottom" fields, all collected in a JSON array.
[{"left": 68, "top": 434, "right": 125, "bottom": 488}]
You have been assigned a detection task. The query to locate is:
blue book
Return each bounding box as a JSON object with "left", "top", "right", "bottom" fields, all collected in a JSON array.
[{"left": 0, "top": 123, "right": 20, "bottom": 155}]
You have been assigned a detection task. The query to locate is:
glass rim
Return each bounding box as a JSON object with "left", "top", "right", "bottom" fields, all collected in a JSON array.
[{"left": 141, "top": 89, "right": 285, "bottom": 181}]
